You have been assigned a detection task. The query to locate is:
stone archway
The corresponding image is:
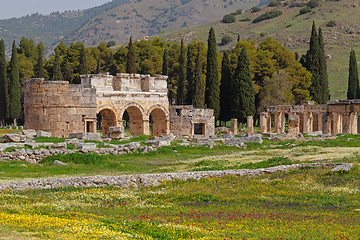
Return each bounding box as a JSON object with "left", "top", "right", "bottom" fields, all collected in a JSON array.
[
  {"left": 150, "top": 108, "right": 168, "bottom": 136},
  {"left": 98, "top": 109, "right": 117, "bottom": 137},
  {"left": 121, "top": 104, "right": 146, "bottom": 136}
]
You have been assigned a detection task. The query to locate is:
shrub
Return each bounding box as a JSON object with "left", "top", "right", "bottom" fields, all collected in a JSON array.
[
  {"left": 232, "top": 9, "right": 243, "bottom": 15},
  {"left": 307, "top": 0, "right": 320, "bottom": 8},
  {"left": 326, "top": 20, "right": 336, "bottom": 27},
  {"left": 106, "top": 41, "right": 116, "bottom": 48},
  {"left": 252, "top": 9, "right": 282, "bottom": 23},
  {"left": 267, "top": 0, "right": 282, "bottom": 7},
  {"left": 239, "top": 17, "right": 251, "bottom": 22},
  {"left": 299, "top": 6, "right": 312, "bottom": 14},
  {"left": 289, "top": 2, "right": 306, "bottom": 7},
  {"left": 222, "top": 14, "right": 236, "bottom": 23},
  {"left": 221, "top": 35, "right": 233, "bottom": 45},
  {"left": 250, "top": 6, "right": 261, "bottom": 12}
]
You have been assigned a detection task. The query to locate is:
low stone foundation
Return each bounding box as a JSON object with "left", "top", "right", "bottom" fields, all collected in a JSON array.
[{"left": 0, "top": 163, "right": 349, "bottom": 191}]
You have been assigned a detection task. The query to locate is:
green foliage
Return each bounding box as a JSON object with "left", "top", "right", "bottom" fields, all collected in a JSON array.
[
  {"left": 52, "top": 48, "right": 63, "bottom": 81},
  {"left": 307, "top": 0, "right": 320, "bottom": 8},
  {"left": 62, "top": 60, "right": 73, "bottom": 83},
  {"left": 176, "top": 39, "right": 187, "bottom": 105},
  {"left": 220, "top": 35, "right": 233, "bottom": 46},
  {"left": 326, "top": 20, "right": 336, "bottom": 27},
  {"left": 347, "top": 50, "right": 359, "bottom": 99},
  {"left": 162, "top": 48, "right": 168, "bottom": 76},
  {"left": 239, "top": 17, "right": 251, "bottom": 22},
  {"left": 221, "top": 14, "right": 236, "bottom": 23},
  {"left": 193, "top": 43, "right": 205, "bottom": 108},
  {"left": 318, "top": 28, "right": 330, "bottom": 103},
  {"left": 185, "top": 45, "right": 195, "bottom": 105},
  {"left": 267, "top": 0, "right": 282, "bottom": 7},
  {"left": 34, "top": 43, "right": 46, "bottom": 78},
  {"left": 250, "top": 6, "right": 261, "bottom": 12},
  {"left": 239, "top": 157, "right": 293, "bottom": 169},
  {"left": 106, "top": 41, "right": 116, "bottom": 48},
  {"left": 299, "top": 6, "right": 312, "bottom": 15},
  {"left": 126, "top": 37, "right": 136, "bottom": 74},
  {"left": 8, "top": 40, "right": 21, "bottom": 123},
  {"left": 79, "top": 44, "right": 88, "bottom": 75},
  {"left": 219, "top": 51, "right": 232, "bottom": 122},
  {"left": 231, "top": 47, "right": 255, "bottom": 123},
  {"left": 205, "top": 27, "right": 220, "bottom": 119},
  {"left": 252, "top": 9, "right": 282, "bottom": 23},
  {"left": 41, "top": 152, "right": 109, "bottom": 165},
  {"left": 0, "top": 39, "right": 9, "bottom": 121}
]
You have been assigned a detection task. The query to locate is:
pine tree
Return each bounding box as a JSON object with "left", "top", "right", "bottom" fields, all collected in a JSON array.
[
  {"left": 0, "top": 39, "right": 9, "bottom": 124},
  {"left": 162, "top": 48, "right": 168, "bottom": 76},
  {"left": 108, "top": 52, "right": 117, "bottom": 76},
  {"left": 185, "top": 44, "right": 195, "bottom": 105},
  {"left": 347, "top": 50, "right": 359, "bottom": 99},
  {"left": 205, "top": 27, "right": 220, "bottom": 118},
  {"left": 95, "top": 57, "right": 101, "bottom": 74},
  {"left": 8, "top": 40, "right": 21, "bottom": 126},
  {"left": 303, "top": 22, "right": 322, "bottom": 104},
  {"left": 176, "top": 39, "right": 186, "bottom": 105},
  {"left": 52, "top": 48, "right": 63, "bottom": 81},
  {"left": 34, "top": 42, "right": 46, "bottom": 78},
  {"left": 63, "top": 59, "right": 73, "bottom": 83},
  {"left": 193, "top": 43, "right": 205, "bottom": 108},
  {"left": 231, "top": 47, "right": 255, "bottom": 124},
  {"left": 79, "top": 45, "right": 88, "bottom": 75},
  {"left": 126, "top": 37, "right": 136, "bottom": 74},
  {"left": 318, "top": 27, "right": 330, "bottom": 103},
  {"left": 219, "top": 51, "right": 232, "bottom": 123}
]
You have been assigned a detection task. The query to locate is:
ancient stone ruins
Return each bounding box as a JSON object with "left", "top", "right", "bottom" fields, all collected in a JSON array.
[{"left": 24, "top": 73, "right": 215, "bottom": 138}]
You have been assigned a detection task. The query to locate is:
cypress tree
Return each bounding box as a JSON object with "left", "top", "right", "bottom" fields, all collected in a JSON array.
[
  {"left": 347, "top": 50, "right": 359, "bottom": 99},
  {"left": 34, "top": 43, "right": 46, "bottom": 78},
  {"left": 126, "top": 37, "right": 136, "bottom": 74},
  {"left": 205, "top": 27, "right": 220, "bottom": 118},
  {"left": 79, "top": 45, "right": 88, "bottom": 75},
  {"left": 63, "top": 59, "right": 73, "bottom": 83},
  {"left": 219, "top": 51, "right": 232, "bottom": 123},
  {"left": 176, "top": 39, "right": 186, "bottom": 105},
  {"left": 162, "top": 48, "right": 168, "bottom": 76},
  {"left": 193, "top": 43, "right": 205, "bottom": 108},
  {"left": 303, "top": 22, "right": 322, "bottom": 103},
  {"left": 108, "top": 52, "right": 117, "bottom": 76},
  {"left": 185, "top": 44, "right": 195, "bottom": 105},
  {"left": 237, "top": 34, "right": 240, "bottom": 42},
  {"left": 8, "top": 40, "right": 21, "bottom": 126},
  {"left": 318, "top": 27, "right": 330, "bottom": 103},
  {"left": 0, "top": 39, "right": 9, "bottom": 124},
  {"left": 52, "top": 48, "right": 63, "bottom": 81},
  {"left": 231, "top": 47, "right": 255, "bottom": 124}
]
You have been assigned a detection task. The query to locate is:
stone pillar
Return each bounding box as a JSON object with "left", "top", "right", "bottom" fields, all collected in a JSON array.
[
  {"left": 349, "top": 113, "right": 357, "bottom": 134},
  {"left": 266, "top": 113, "right": 272, "bottom": 133},
  {"left": 280, "top": 113, "right": 286, "bottom": 133},
  {"left": 317, "top": 113, "right": 323, "bottom": 132},
  {"left": 247, "top": 116, "right": 254, "bottom": 134},
  {"left": 231, "top": 118, "right": 238, "bottom": 135},
  {"left": 332, "top": 113, "right": 342, "bottom": 135},
  {"left": 343, "top": 113, "right": 351, "bottom": 134},
  {"left": 260, "top": 113, "right": 268, "bottom": 133},
  {"left": 274, "top": 112, "right": 282, "bottom": 133},
  {"left": 288, "top": 114, "right": 299, "bottom": 136},
  {"left": 143, "top": 119, "right": 150, "bottom": 135},
  {"left": 322, "top": 113, "right": 331, "bottom": 135},
  {"left": 302, "top": 112, "right": 313, "bottom": 133}
]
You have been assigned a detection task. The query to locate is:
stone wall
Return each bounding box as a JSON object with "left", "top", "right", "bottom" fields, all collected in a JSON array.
[
  {"left": 170, "top": 105, "right": 215, "bottom": 137},
  {"left": 24, "top": 79, "right": 97, "bottom": 138}
]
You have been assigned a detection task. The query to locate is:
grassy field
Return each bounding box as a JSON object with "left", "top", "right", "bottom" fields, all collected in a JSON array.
[{"left": 0, "top": 166, "right": 359, "bottom": 239}]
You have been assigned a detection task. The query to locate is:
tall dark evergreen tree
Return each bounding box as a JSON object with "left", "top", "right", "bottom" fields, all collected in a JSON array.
[
  {"left": 185, "top": 44, "right": 195, "bottom": 105},
  {"left": 34, "top": 43, "right": 46, "bottom": 78},
  {"left": 8, "top": 40, "right": 21, "bottom": 126},
  {"left": 52, "top": 48, "right": 63, "bottom": 81},
  {"left": 108, "top": 52, "right": 117, "bottom": 76},
  {"left": 194, "top": 43, "right": 205, "bottom": 108},
  {"left": 79, "top": 45, "right": 88, "bottom": 75},
  {"left": 162, "top": 48, "right": 168, "bottom": 76},
  {"left": 231, "top": 47, "right": 255, "bottom": 124},
  {"left": 63, "top": 59, "right": 73, "bottom": 83},
  {"left": 176, "top": 39, "right": 186, "bottom": 105},
  {"left": 237, "top": 34, "right": 240, "bottom": 42},
  {"left": 219, "top": 51, "right": 232, "bottom": 123},
  {"left": 126, "top": 37, "right": 136, "bottom": 74},
  {"left": 318, "top": 27, "right": 330, "bottom": 103},
  {"left": 347, "top": 50, "right": 359, "bottom": 99},
  {"left": 205, "top": 27, "right": 220, "bottom": 119},
  {"left": 95, "top": 57, "right": 101, "bottom": 74},
  {"left": 0, "top": 39, "right": 9, "bottom": 125}
]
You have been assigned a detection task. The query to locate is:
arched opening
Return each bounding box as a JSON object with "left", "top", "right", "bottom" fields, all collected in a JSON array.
[
  {"left": 123, "top": 106, "right": 144, "bottom": 136},
  {"left": 150, "top": 108, "right": 168, "bottom": 137},
  {"left": 97, "top": 109, "right": 117, "bottom": 137}
]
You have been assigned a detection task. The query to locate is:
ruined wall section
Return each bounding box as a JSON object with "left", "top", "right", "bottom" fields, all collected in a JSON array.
[{"left": 24, "top": 79, "right": 97, "bottom": 138}]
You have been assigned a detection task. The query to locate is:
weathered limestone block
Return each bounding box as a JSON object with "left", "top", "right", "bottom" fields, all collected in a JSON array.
[
  {"left": 78, "top": 143, "right": 97, "bottom": 151},
  {"left": 107, "top": 126, "right": 125, "bottom": 139},
  {"left": 36, "top": 131, "right": 52, "bottom": 138},
  {"left": 22, "top": 129, "right": 37, "bottom": 138},
  {"left": 247, "top": 116, "right": 254, "bottom": 134},
  {"left": 231, "top": 119, "right": 238, "bottom": 135},
  {"left": 69, "top": 133, "right": 102, "bottom": 142},
  {"left": 288, "top": 115, "right": 300, "bottom": 135},
  {"left": 1, "top": 134, "right": 26, "bottom": 143}
]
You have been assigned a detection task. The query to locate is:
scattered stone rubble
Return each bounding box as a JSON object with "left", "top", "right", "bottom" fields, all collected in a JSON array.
[{"left": 0, "top": 163, "right": 351, "bottom": 191}]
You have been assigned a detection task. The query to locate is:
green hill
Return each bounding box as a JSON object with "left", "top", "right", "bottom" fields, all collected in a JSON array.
[{"left": 159, "top": 0, "right": 360, "bottom": 100}]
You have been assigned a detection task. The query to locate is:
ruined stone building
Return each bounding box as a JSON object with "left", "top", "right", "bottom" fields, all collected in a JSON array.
[
  {"left": 260, "top": 100, "right": 360, "bottom": 135},
  {"left": 24, "top": 73, "right": 215, "bottom": 138}
]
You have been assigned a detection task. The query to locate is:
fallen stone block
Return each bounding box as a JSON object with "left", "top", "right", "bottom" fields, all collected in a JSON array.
[
  {"left": 161, "top": 133, "right": 176, "bottom": 142},
  {"left": 78, "top": 143, "right": 97, "bottom": 152},
  {"left": 332, "top": 163, "right": 353, "bottom": 172},
  {"left": 51, "top": 142, "right": 67, "bottom": 149},
  {"left": 22, "top": 129, "right": 37, "bottom": 138},
  {"left": 224, "top": 132, "right": 235, "bottom": 139},
  {"left": 36, "top": 131, "right": 52, "bottom": 138},
  {"left": 153, "top": 140, "right": 171, "bottom": 148},
  {"left": 1, "top": 134, "right": 26, "bottom": 143},
  {"left": 107, "top": 126, "right": 125, "bottom": 139},
  {"left": 53, "top": 160, "right": 67, "bottom": 166},
  {"left": 307, "top": 131, "right": 323, "bottom": 137}
]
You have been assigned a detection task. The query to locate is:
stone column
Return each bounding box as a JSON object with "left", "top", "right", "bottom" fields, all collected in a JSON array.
[
  {"left": 332, "top": 113, "right": 342, "bottom": 135},
  {"left": 322, "top": 113, "right": 331, "bottom": 135},
  {"left": 143, "top": 119, "right": 150, "bottom": 135},
  {"left": 349, "top": 112, "right": 357, "bottom": 134},
  {"left": 343, "top": 113, "right": 351, "bottom": 134},
  {"left": 280, "top": 113, "right": 286, "bottom": 133},
  {"left": 231, "top": 118, "right": 238, "bottom": 135},
  {"left": 247, "top": 116, "right": 254, "bottom": 134},
  {"left": 260, "top": 113, "right": 268, "bottom": 133},
  {"left": 317, "top": 113, "right": 323, "bottom": 132},
  {"left": 274, "top": 112, "right": 282, "bottom": 133},
  {"left": 288, "top": 115, "right": 299, "bottom": 136},
  {"left": 266, "top": 113, "right": 272, "bottom": 133}
]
